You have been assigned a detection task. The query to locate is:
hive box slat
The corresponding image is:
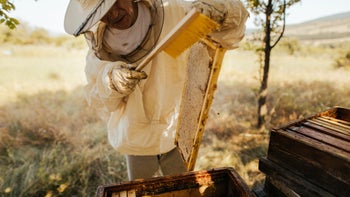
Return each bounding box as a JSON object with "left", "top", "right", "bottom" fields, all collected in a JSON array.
[
  {"left": 96, "top": 167, "right": 252, "bottom": 197},
  {"left": 259, "top": 107, "right": 350, "bottom": 196}
]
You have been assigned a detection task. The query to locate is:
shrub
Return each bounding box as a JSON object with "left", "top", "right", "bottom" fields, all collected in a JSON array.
[
  {"left": 0, "top": 22, "right": 85, "bottom": 48},
  {"left": 333, "top": 51, "right": 350, "bottom": 69},
  {"left": 277, "top": 37, "right": 301, "bottom": 55}
]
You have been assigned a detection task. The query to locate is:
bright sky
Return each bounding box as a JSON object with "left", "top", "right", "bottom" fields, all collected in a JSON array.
[{"left": 10, "top": 0, "right": 350, "bottom": 35}]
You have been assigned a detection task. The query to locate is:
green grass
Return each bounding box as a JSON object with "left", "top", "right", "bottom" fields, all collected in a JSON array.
[{"left": 1, "top": 43, "right": 350, "bottom": 196}]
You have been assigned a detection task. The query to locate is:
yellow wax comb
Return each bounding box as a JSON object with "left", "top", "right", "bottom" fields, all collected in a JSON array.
[{"left": 135, "top": 8, "right": 219, "bottom": 71}]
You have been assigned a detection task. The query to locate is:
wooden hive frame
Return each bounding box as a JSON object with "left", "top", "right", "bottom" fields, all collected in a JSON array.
[{"left": 175, "top": 37, "right": 227, "bottom": 171}]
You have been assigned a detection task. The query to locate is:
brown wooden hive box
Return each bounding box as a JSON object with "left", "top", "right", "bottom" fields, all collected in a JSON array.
[
  {"left": 259, "top": 107, "right": 350, "bottom": 196},
  {"left": 96, "top": 167, "right": 253, "bottom": 197}
]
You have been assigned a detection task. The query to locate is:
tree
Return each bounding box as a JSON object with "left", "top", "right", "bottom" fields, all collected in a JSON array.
[
  {"left": 0, "top": 0, "right": 19, "bottom": 29},
  {"left": 244, "top": 0, "right": 301, "bottom": 129}
]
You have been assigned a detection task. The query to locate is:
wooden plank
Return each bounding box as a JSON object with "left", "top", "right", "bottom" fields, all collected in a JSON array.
[
  {"left": 262, "top": 107, "right": 350, "bottom": 196},
  {"left": 300, "top": 121, "right": 350, "bottom": 142},
  {"left": 319, "top": 107, "right": 350, "bottom": 122},
  {"left": 307, "top": 118, "right": 350, "bottom": 135},
  {"left": 318, "top": 116, "right": 350, "bottom": 126},
  {"left": 270, "top": 129, "right": 350, "bottom": 162},
  {"left": 266, "top": 130, "right": 350, "bottom": 196},
  {"left": 259, "top": 158, "right": 336, "bottom": 197},
  {"left": 307, "top": 118, "right": 350, "bottom": 136},
  {"left": 265, "top": 177, "right": 299, "bottom": 197},
  {"left": 119, "top": 191, "right": 127, "bottom": 197},
  {"left": 287, "top": 125, "right": 350, "bottom": 152},
  {"left": 267, "top": 144, "right": 349, "bottom": 196},
  {"left": 96, "top": 168, "right": 252, "bottom": 197},
  {"left": 127, "top": 190, "right": 136, "bottom": 197}
]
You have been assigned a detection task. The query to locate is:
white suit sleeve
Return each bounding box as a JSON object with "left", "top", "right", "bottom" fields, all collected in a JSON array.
[
  {"left": 191, "top": 0, "right": 249, "bottom": 49},
  {"left": 84, "top": 49, "right": 126, "bottom": 113}
]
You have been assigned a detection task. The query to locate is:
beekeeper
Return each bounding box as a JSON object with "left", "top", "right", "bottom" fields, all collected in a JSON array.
[{"left": 64, "top": 0, "right": 248, "bottom": 180}]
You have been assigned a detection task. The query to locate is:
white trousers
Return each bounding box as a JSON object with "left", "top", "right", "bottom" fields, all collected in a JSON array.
[{"left": 125, "top": 148, "right": 187, "bottom": 180}]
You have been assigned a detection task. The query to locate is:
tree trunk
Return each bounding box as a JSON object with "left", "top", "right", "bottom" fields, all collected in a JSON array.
[{"left": 257, "top": 0, "right": 273, "bottom": 129}]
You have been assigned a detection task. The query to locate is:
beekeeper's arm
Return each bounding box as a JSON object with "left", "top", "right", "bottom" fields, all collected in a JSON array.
[
  {"left": 84, "top": 49, "right": 147, "bottom": 113},
  {"left": 191, "top": 0, "right": 249, "bottom": 49}
]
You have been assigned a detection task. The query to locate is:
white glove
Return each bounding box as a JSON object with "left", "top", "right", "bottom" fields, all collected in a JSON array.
[
  {"left": 192, "top": 0, "right": 246, "bottom": 31},
  {"left": 109, "top": 64, "right": 147, "bottom": 96},
  {"left": 192, "top": 1, "right": 226, "bottom": 25}
]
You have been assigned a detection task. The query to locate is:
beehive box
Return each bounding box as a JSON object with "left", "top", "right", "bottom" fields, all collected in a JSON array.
[
  {"left": 259, "top": 107, "right": 350, "bottom": 196},
  {"left": 96, "top": 167, "right": 252, "bottom": 197}
]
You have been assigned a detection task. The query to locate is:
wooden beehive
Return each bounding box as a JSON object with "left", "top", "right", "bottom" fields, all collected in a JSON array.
[
  {"left": 259, "top": 107, "right": 350, "bottom": 196},
  {"left": 96, "top": 167, "right": 253, "bottom": 197}
]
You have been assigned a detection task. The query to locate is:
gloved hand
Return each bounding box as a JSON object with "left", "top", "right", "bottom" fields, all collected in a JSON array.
[
  {"left": 192, "top": 0, "right": 245, "bottom": 31},
  {"left": 109, "top": 63, "right": 147, "bottom": 96},
  {"left": 191, "top": 1, "right": 226, "bottom": 26}
]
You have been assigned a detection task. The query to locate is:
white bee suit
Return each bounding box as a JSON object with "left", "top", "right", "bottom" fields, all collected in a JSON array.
[{"left": 83, "top": 0, "right": 248, "bottom": 156}]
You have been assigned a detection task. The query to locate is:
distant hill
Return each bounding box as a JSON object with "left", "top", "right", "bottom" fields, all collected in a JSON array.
[
  {"left": 246, "top": 11, "right": 350, "bottom": 44},
  {"left": 285, "top": 11, "right": 350, "bottom": 43},
  {"left": 301, "top": 11, "right": 350, "bottom": 23}
]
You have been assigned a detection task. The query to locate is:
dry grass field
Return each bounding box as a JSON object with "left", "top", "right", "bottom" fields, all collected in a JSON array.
[{"left": 0, "top": 39, "right": 350, "bottom": 196}]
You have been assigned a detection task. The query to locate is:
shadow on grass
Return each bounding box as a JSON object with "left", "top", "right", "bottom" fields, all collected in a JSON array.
[{"left": 0, "top": 86, "right": 127, "bottom": 197}]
